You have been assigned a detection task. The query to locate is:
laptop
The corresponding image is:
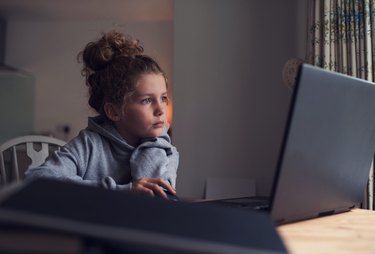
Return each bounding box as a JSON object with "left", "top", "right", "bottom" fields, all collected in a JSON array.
[
  {"left": 204, "top": 64, "right": 375, "bottom": 225},
  {"left": 0, "top": 178, "right": 287, "bottom": 254}
]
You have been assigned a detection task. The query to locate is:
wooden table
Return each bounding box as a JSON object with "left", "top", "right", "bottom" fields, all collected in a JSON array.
[{"left": 277, "top": 209, "right": 375, "bottom": 254}]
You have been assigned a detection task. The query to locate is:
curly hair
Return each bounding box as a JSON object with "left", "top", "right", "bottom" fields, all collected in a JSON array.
[{"left": 78, "top": 31, "right": 167, "bottom": 116}]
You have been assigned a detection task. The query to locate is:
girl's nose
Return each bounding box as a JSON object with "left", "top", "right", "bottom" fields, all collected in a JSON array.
[{"left": 154, "top": 103, "right": 165, "bottom": 116}]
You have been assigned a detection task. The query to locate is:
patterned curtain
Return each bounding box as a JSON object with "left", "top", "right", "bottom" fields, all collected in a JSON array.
[
  {"left": 307, "top": 0, "right": 374, "bottom": 81},
  {"left": 307, "top": 0, "right": 374, "bottom": 210}
]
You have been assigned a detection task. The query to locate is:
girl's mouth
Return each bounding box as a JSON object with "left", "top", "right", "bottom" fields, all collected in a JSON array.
[{"left": 153, "top": 121, "right": 164, "bottom": 128}]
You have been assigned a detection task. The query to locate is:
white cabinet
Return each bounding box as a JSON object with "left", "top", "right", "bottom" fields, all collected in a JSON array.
[{"left": 0, "top": 68, "right": 34, "bottom": 144}]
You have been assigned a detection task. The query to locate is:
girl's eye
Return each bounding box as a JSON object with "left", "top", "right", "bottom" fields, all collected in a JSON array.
[
  {"left": 161, "top": 96, "right": 169, "bottom": 103},
  {"left": 141, "top": 98, "right": 152, "bottom": 104}
]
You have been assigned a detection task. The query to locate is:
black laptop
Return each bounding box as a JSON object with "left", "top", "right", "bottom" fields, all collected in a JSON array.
[
  {"left": 0, "top": 178, "right": 287, "bottom": 254},
  {"left": 205, "top": 64, "right": 375, "bottom": 225}
]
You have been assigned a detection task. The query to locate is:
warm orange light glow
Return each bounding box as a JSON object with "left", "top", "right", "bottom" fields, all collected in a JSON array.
[{"left": 167, "top": 99, "right": 173, "bottom": 127}]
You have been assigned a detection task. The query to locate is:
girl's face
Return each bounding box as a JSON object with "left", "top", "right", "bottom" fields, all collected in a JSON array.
[{"left": 113, "top": 73, "right": 168, "bottom": 146}]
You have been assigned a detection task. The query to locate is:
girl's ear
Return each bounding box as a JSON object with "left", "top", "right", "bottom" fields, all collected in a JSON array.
[{"left": 104, "top": 102, "right": 121, "bottom": 122}]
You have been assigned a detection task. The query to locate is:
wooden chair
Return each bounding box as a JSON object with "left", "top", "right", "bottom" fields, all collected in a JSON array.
[{"left": 0, "top": 135, "right": 66, "bottom": 187}]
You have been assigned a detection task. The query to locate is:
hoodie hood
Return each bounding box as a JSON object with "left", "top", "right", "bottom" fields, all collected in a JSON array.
[{"left": 87, "top": 115, "right": 135, "bottom": 151}]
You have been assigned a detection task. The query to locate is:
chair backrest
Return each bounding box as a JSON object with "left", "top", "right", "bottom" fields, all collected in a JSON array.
[{"left": 0, "top": 135, "right": 66, "bottom": 187}]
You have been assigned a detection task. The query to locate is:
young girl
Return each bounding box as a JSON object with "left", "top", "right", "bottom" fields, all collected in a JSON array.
[{"left": 25, "top": 31, "right": 179, "bottom": 199}]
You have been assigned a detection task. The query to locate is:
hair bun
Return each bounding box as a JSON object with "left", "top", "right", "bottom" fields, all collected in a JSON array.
[
  {"left": 108, "top": 31, "right": 144, "bottom": 57},
  {"left": 81, "top": 31, "right": 144, "bottom": 72}
]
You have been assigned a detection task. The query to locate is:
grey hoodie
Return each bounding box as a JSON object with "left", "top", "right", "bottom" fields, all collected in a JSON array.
[{"left": 24, "top": 116, "right": 179, "bottom": 191}]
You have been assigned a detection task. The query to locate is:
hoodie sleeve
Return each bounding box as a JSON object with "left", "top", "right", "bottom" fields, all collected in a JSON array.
[
  {"left": 24, "top": 144, "right": 101, "bottom": 187},
  {"left": 130, "top": 136, "right": 179, "bottom": 188},
  {"left": 24, "top": 131, "right": 132, "bottom": 191}
]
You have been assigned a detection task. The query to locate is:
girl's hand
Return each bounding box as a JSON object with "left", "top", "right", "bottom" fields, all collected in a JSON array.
[{"left": 131, "top": 177, "right": 176, "bottom": 199}]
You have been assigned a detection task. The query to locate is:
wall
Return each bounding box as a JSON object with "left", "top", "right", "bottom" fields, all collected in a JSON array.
[
  {"left": 174, "top": 0, "right": 303, "bottom": 198},
  {"left": 5, "top": 20, "right": 173, "bottom": 141}
]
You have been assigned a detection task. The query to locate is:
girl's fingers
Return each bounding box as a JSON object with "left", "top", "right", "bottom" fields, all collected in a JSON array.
[
  {"left": 133, "top": 178, "right": 176, "bottom": 199},
  {"left": 144, "top": 182, "right": 167, "bottom": 198},
  {"left": 148, "top": 178, "right": 176, "bottom": 194},
  {"left": 135, "top": 185, "right": 155, "bottom": 197}
]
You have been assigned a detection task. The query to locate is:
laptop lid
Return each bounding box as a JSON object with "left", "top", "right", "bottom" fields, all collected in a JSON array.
[{"left": 270, "top": 64, "right": 375, "bottom": 224}]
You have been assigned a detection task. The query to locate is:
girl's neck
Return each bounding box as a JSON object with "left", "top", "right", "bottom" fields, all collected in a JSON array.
[
  {"left": 112, "top": 122, "right": 140, "bottom": 147},
  {"left": 120, "top": 132, "right": 140, "bottom": 147}
]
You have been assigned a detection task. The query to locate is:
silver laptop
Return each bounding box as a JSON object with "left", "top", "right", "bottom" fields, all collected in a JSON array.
[{"left": 205, "top": 64, "right": 375, "bottom": 225}]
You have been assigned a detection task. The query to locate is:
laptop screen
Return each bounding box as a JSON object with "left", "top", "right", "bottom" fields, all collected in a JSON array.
[{"left": 270, "top": 64, "right": 375, "bottom": 224}]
